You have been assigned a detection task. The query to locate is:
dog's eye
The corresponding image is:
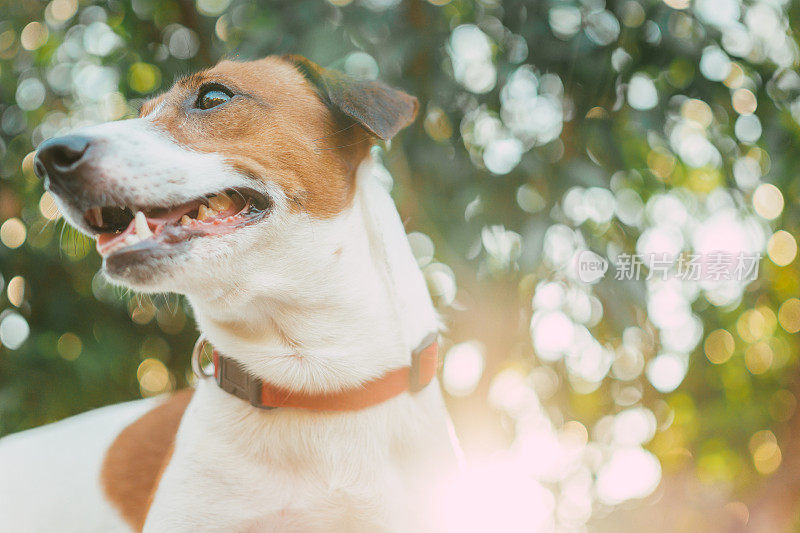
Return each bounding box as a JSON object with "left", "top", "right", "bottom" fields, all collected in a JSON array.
[{"left": 195, "top": 86, "right": 232, "bottom": 110}]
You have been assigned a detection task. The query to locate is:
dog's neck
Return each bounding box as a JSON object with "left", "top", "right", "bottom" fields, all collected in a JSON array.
[{"left": 186, "top": 166, "right": 439, "bottom": 394}]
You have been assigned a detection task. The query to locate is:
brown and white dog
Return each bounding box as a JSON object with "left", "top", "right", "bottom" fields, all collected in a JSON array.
[{"left": 0, "top": 56, "right": 460, "bottom": 532}]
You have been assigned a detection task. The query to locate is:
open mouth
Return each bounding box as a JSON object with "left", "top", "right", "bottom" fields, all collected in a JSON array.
[{"left": 86, "top": 188, "right": 271, "bottom": 259}]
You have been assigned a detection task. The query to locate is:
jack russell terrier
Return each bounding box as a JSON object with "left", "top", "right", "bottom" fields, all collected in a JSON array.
[{"left": 0, "top": 55, "right": 461, "bottom": 532}]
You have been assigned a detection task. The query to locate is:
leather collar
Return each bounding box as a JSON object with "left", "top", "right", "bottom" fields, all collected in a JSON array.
[{"left": 196, "top": 334, "right": 439, "bottom": 411}]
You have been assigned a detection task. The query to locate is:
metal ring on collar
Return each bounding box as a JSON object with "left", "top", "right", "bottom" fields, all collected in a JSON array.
[{"left": 191, "top": 336, "right": 214, "bottom": 379}]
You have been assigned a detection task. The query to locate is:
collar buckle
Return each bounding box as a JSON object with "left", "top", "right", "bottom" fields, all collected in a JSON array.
[
  {"left": 191, "top": 337, "right": 214, "bottom": 379},
  {"left": 409, "top": 333, "right": 439, "bottom": 393},
  {"left": 215, "top": 355, "right": 276, "bottom": 410}
]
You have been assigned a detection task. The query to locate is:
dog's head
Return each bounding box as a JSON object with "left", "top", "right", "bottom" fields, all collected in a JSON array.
[{"left": 33, "top": 56, "right": 417, "bottom": 293}]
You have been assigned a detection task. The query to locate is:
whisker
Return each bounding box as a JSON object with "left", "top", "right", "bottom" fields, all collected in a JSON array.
[
  {"left": 310, "top": 122, "right": 357, "bottom": 142},
  {"left": 231, "top": 189, "right": 247, "bottom": 205},
  {"left": 313, "top": 137, "right": 369, "bottom": 153},
  {"left": 37, "top": 216, "right": 58, "bottom": 236},
  {"left": 58, "top": 221, "right": 67, "bottom": 258}
]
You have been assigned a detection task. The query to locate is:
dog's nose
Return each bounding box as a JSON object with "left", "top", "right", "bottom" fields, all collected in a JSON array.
[{"left": 34, "top": 135, "right": 92, "bottom": 182}]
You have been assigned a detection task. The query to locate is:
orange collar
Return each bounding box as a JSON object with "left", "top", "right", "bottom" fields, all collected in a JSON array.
[{"left": 210, "top": 334, "right": 439, "bottom": 411}]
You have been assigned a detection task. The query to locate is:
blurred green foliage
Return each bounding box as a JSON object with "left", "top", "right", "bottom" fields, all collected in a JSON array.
[{"left": 1, "top": 0, "right": 799, "bottom": 529}]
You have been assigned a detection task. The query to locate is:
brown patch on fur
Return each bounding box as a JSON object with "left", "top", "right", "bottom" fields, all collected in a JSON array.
[
  {"left": 285, "top": 55, "right": 418, "bottom": 140},
  {"left": 101, "top": 389, "right": 194, "bottom": 531},
  {"left": 137, "top": 56, "right": 416, "bottom": 218}
]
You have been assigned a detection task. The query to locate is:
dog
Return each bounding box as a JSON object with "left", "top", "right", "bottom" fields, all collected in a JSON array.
[{"left": 0, "top": 55, "right": 460, "bottom": 532}]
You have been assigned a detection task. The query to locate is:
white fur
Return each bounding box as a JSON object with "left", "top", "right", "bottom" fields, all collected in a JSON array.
[
  {"left": 188, "top": 170, "right": 438, "bottom": 392},
  {"left": 0, "top": 399, "right": 157, "bottom": 532},
  {"left": 0, "top": 111, "right": 460, "bottom": 532}
]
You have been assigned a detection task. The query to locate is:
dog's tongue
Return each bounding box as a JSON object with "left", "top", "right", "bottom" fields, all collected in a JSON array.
[{"left": 97, "top": 232, "right": 122, "bottom": 248}]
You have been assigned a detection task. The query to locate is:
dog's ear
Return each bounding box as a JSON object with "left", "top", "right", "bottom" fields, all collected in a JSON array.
[{"left": 285, "top": 55, "right": 418, "bottom": 140}]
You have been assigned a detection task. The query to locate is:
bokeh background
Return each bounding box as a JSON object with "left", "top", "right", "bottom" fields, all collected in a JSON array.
[{"left": 1, "top": 0, "right": 799, "bottom": 530}]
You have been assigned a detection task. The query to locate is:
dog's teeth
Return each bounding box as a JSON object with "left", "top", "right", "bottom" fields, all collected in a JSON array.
[
  {"left": 197, "top": 204, "right": 216, "bottom": 221},
  {"left": 180, "top": 215, "right": 192, "bottom": 226},
  {"left": 208, "top": 192, "right": 233, "bottom": 212},
  {"left": 134, "top": 211, "right": 153, "bottom": 238},
  {"left": 90, "top": 207, "right": 103, "bottom": 227}
]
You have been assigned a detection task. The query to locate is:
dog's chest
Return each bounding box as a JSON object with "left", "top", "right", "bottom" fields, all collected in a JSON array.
[
  {"left": 147, "top": 447, "right": 406, "bottom": 532},
  {"left": 239, "top": 479, "right": 404, "bottom": 532},
  {"left": 143, "top": 385, "right": 418, "bottom": 532}
]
